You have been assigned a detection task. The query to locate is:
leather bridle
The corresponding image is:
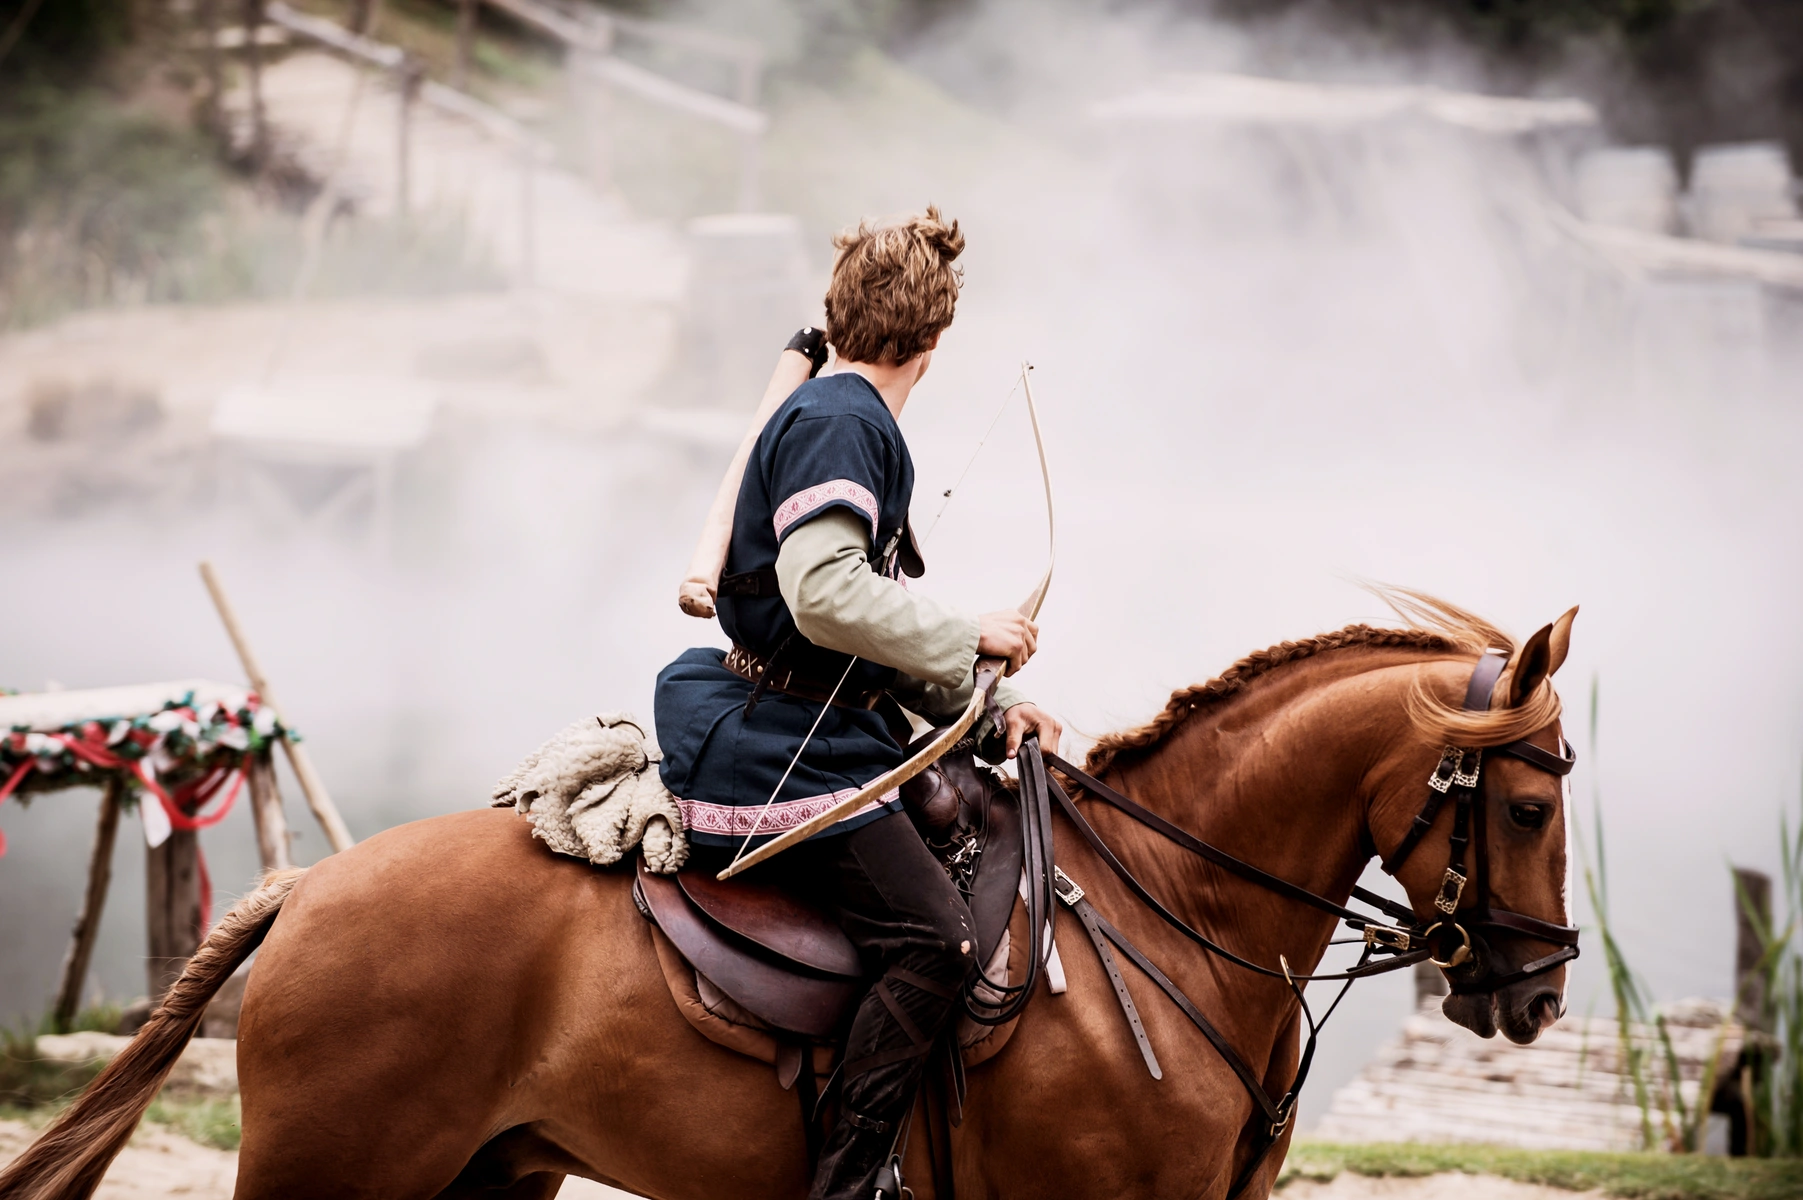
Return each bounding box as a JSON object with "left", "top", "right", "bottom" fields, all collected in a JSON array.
[
  {"left": 1378, "top": 649, "right": 1580, "bottom": 994},
  {"left": 974, "top": 650, "right": 1579, "bottom": 1200}
]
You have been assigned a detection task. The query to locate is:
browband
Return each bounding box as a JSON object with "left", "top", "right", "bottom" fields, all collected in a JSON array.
[
  {"left": 1491, "top": 737, "right": 1576, "bottom": 777},
  {"left": 1468, "top": 649, "right": 1577, "bottom": 778}
]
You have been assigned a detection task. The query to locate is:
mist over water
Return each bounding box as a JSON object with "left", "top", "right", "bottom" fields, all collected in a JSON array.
[{"left": 3, "top": 0, "right": 1800, "bottom": 1130}]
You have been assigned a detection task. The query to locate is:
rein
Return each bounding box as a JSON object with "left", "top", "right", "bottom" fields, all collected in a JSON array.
[{"left": 980, "top": 652, "right": 1579, "bottom": 1200}]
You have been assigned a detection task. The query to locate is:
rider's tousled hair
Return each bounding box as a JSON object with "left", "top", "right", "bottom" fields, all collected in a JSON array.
[{"left": 824, "top": 206, "right": 964, "bottom": 365}]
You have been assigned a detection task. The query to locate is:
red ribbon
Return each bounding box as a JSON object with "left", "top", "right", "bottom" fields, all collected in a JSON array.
[
  {"left": 0, "top": 758, "right": 32, "bottom": 858},
  {"left": 3, "top": 733, "right": 245, "bottom": 929}
]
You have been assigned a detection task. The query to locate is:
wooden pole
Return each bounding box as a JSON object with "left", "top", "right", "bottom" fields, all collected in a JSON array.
[
  {"left": 247, "top": 749, "right": 294, "bottom": 870},
  {"left": 198, "top": 561, "right": 354, "bottom": 854},
  {"left": 146, "top": 829, "right": 202, "bottom": 1004},
  {"left": 1413, "top": 958, "right": 1447, "bottom": 1007},
  {"left": 53, "top": 780, "right": 124, "bottom": 1031},
  {"left": 397, "top": 56, "right": 423, "bottom": 217},
  {"left": 454, "top": 0, "right": 476, "bottom": 91},
  {"left": 200, "top": 0, "right": 223, "bottom": 137},
  {"left": 242, "top": 0, "right": 267, "bottom": 168},
  {"left": 1734, "top": 866, "right": 1773, "bottom": 1031}
]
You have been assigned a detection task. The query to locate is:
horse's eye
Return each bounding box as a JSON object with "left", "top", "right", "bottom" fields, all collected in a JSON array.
[{"left": 1509, "top": 804, "right": 1548, "bottom": 830}]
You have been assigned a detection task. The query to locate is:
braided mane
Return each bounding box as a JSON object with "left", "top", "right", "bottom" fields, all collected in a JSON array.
[{"left": 1083, "top": 589, "right": 1534, "bottom": 777}]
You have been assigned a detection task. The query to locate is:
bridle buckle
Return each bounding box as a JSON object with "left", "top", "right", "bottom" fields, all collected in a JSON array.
[
  {"left": 1434, "top": 867, "right": 1467, "bottom": 915},
  {"left": 1053, "top": 866, "right": 1085, "bottom": 907},
  {"left": 1427, "top": 746, "right": 1482, "bottom": 793},
  {"left": 1362, "top": 923, "right": 1414, "bottom": 952}
]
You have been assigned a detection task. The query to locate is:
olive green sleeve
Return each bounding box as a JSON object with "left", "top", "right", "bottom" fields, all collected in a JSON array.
[{"left": 774, "top": 510, "right": 1030, "bottom": 723}]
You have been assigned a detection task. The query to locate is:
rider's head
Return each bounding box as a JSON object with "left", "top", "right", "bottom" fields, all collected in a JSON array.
[{"left": 824, "top": 206, "right": 964, "bottom": 375}]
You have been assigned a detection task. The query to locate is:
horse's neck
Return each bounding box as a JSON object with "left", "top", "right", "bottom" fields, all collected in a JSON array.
[{"left": 1099, "top": 654, "right": 1416, "bottom": 964}]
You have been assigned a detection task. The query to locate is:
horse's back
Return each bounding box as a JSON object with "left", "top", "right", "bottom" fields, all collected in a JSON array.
[
  {"left": 247, "top": 808, "right": 632, "bottom": 1039},
  {"left": 234, "top": 808, "right": 805, "bottom": 1200}
]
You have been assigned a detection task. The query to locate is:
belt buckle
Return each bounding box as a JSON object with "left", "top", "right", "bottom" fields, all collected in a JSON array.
[{"left": 1053, "top": 867, "right": 1084, "bottom": 906}]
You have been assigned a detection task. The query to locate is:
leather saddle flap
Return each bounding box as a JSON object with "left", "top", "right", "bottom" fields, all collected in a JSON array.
[
  {"left": 636, "top": 859, "right": 859, "bottom": 1039},
  {"left": 677, "top": 868, "right": 862, "bottom": 980},
  {"left": 968, "top": 784, "right": 1023, "bottom": 964}
]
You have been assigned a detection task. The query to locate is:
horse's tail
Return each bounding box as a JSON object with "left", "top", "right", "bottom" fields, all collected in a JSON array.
[{"left": 0, "top": 867, "right": 306, "bottom": 1200}]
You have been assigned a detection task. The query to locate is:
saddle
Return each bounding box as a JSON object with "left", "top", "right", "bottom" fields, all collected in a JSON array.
[{"left": 632, "top": 731, "right": 1026, "bottom": 1089}]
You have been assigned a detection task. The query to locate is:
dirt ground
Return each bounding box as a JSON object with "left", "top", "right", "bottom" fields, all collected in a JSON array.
[
  {"left": 0, "top": 1119, "right": 631, "bottom": 1199},
  {"left": 2, "top": 1120, "right": 1600, "bottom": 1200},
  {"left": 1282, "top": 1175, "right": 1603, "bottom": 1200}
]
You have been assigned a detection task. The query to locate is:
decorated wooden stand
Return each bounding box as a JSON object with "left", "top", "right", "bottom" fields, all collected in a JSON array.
[{"left": 0, "top": 563, "right": 353, "bottom": 1026}]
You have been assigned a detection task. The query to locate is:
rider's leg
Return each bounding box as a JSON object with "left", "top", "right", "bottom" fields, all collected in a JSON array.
[{"left": 805, "top": 811, "right": 977, "bottom": 1200}]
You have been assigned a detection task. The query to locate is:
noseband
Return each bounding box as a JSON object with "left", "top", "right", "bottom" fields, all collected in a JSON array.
[{"left": 995, "top": 650, "right": 1579, "bottom": 1199}]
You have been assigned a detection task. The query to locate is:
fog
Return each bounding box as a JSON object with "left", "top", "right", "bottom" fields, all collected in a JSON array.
[{"left": 2, "top": 0, "right": 1800, "bottom": 1130}]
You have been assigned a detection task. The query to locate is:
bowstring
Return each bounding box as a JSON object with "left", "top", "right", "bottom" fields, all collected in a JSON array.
[
  {"left": 727, "top": 653, "right": 859, "bottom": 869},
  {"left": 918, "top": 372, "right": 1022, "bottom": 548}
]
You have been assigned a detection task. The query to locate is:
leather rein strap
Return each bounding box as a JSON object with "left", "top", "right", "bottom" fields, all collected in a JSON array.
[{"left": 1005, "top": 651, "right": 1581, "bottom": 1199}]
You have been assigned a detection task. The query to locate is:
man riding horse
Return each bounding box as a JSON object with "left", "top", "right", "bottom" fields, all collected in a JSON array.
[
  {"left": 654, "top": 207, "right": 1063, "bottom": 1200},
  {"left": 0, "top": 213, "right": 1585, "bottom": 1200}
]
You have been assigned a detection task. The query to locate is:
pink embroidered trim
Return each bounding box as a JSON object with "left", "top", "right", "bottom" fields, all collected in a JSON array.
[
  {"left": 676, "top": 787, "right": 900, "bottom": 837},
  {"left": 772, "top": 479, "right": 879, "bottom": 540}
]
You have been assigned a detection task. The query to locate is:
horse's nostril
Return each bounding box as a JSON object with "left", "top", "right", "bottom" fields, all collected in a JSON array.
[{"left": 1529, "top": 992, "right": 1563, "bottom": 1026}]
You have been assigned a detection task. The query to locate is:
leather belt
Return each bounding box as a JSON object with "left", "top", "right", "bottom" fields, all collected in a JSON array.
[{"left": 724, "top": 643, "right": 885, "bottom": 711}]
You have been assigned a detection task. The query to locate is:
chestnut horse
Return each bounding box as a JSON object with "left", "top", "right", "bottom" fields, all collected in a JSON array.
[{"left": 3, "top": 598, "right": 1578, "bottom": 1200}]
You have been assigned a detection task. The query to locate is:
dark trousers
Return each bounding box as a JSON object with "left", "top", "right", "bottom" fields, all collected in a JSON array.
[{"left": 777, "top": 812, "right": 978, "bottom": 1200}]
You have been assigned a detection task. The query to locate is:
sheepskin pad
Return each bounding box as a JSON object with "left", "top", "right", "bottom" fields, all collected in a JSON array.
[{"left": 492, "top": 713, "right": 688, "bottom": 874}]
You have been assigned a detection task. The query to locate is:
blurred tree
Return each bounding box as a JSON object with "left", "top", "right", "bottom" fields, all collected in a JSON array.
[
  {"left": 0, "top": 0, "right": 136, "bottom": 89},
  {"left": 874, "top": 0, "right": 1801, "bottom": 182}
]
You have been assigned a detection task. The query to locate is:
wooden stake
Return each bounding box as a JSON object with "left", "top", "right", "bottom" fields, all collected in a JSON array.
[
  {"left": 247, "top": 749, "right": 294, "bottom": 871},
  {"left": 199, "top": 561, "right": 354, "bottom": 853},
  {"left": 1734, "top": 866, "right": 1772, "bottom": 1031},
  {"left": 53, "top": 780, "right": 124, "bottom": 1031},
  {"left": 454, "top": 0, "right": 476, "bottom": 91},
  {"left": 397, "top": 56, "right": 423, "bottom": 216},
  {"left": 146, "top": 829, "right": 202, "bottom": 1004},
  {"left": 200, "top": 0, "right": 222, "bottom": 136},
  {"left": 242, "top": 0, "right": 267, "bottom": 168}
]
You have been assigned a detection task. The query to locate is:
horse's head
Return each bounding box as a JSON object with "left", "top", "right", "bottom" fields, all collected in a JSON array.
[{"left": 1374, "top": 606, "right": 1579, "bottom": 1045}]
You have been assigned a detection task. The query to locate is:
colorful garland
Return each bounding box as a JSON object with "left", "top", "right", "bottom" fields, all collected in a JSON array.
[{"left": 0, "top": 690, "right": 289, "bottom": 863}]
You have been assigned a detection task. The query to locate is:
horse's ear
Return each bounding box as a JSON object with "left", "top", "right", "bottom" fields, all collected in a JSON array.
[
  {"left": 1506, "top": 606, "right": 1578, "bottom": 708},
  {"left": 1546, "top": 606, "right": 1577, "bottom": 676}
]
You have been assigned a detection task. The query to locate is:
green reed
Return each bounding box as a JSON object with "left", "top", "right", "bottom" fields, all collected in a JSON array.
[
  {"left": 1574, "top": 675, "right": 1729, "bottom": 1153},
  {"left": 1734, "top": 781, "right": 1803, "bottom": 1157}
]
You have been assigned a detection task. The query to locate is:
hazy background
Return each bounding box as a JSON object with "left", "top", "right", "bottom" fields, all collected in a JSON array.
[{"left": 1, "top": 0, "right": 1800, "bottom": 1128}]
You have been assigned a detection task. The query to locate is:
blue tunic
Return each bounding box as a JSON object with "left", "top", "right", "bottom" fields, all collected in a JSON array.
[{"left": 655, "top": 374, "right": 921, "bottom": 849}]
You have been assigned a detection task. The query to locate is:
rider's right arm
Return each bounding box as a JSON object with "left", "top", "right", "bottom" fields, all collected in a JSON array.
[
  {"left": 775, "top": 510, "right": 1028, "bottom": 722},
  {"left": 775, "top": 509, "right": 976, "bottom": 688}
]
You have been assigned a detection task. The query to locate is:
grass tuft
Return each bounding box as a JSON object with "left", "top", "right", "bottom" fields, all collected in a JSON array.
[
  {"left": 142, "top": 1094, "right": 241, "bottom": 1152},
  {"left": 0, "top": 1001, "right": 126, "bottom": 1109},
  {"left": 1282, "top": 1141, "right": 1803, "bottom": 1199}
]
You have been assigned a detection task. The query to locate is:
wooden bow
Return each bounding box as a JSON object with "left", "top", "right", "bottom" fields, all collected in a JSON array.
[{"left": 718, "top": 364, "right": 1054, "bottom": 880}]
